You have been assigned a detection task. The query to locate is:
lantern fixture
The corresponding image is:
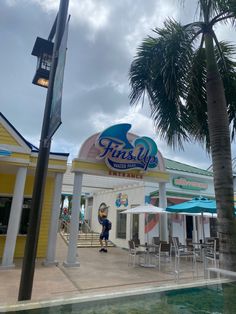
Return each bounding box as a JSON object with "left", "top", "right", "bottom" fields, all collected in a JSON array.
[{"left": 31, "top": 37, "right": 54, "bottom": 88}]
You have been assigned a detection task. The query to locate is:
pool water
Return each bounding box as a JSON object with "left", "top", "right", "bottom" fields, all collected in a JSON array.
[{"left": 8, "top": 282, "right": 236, "bottom": 314}]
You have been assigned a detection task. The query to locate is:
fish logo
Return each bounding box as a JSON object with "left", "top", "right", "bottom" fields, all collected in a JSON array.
[{"left": 96, "top": 124, "right": 158, "bottom": 172}]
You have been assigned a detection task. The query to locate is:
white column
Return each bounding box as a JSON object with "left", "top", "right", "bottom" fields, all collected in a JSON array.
[
  {"left": 84, "top": 197, "right": 89, "bottom": 221},
  {"left": 159, "top": 182, "right": 168, "bottom": 242},
  {"left": 192, "top": 216, "right": 198, "bottom": 243},
  {"left": 63, "top": 172, "right": 82, "bottom": 267},
  {"left": 1, "top": 167, "right": 27, "bottom": 268},
  {"left": 43, "top": 172, "right": 63, "bottom": 266}
]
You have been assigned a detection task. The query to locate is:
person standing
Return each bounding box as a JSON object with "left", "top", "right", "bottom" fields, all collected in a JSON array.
[{"left": 99, "top": 217, "right": 111, "bottom": 253}]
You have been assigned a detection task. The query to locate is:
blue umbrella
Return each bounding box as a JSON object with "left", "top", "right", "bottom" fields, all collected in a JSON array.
[
  {"left": 166, "top": 197, "right": 218, "bottom": 241},
  {"left": 166, "top": 197, "right": 217, "bottom": 214},
  {"left": 166, "top": 197, "right": 236, "bottom": 241}
]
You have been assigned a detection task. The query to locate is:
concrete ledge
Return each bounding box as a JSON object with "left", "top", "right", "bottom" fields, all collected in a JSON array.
[
  {"left": 42, "top": 260, "right": 59, "bottom": 267},
  {"left": 0, "top": 279, "right": 221, "bottom": 313},
  {"left": 207, "top": 267, "right": 236, "bottom": 279},
  {"left": 0, "top": 264, "right": 15, "bottom": 270},
  {"left": 63, "top": 261, "right": 80, "bottom": 267}
]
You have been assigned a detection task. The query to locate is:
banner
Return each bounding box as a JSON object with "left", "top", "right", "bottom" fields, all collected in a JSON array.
[{"left": 48, "top": 18, "right": 69, "bottom": 139}]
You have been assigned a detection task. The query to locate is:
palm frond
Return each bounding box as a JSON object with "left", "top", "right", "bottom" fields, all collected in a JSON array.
[
  {"left": 211, "top": 0, "right": 236, "bottom": 15},
  {"left": 129, "top": 36, "right": 159, "bottom": 105},
  {"left": 185, "top": 47, "right": 210, "bottom": 150},
  {"left": 129, "top": 20, "right": 195, "bottom": 148},
  {"left": 209, "top": 0, "right": 236, "bottom": 25}
]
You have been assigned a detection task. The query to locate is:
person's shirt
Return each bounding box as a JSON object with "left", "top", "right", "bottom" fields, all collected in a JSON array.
[{"left": 102, "top": 218, "right": 109, "bottom": 233}]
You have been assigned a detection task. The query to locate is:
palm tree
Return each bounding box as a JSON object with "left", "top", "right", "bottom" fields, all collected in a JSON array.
[{"left": 129, "top": 0, "right": 236, "bottom": 270}]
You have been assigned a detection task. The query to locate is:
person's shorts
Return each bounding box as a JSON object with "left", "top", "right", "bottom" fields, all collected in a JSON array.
[{"left": 100, "top": 232, "right": 109, "bottom": 240}]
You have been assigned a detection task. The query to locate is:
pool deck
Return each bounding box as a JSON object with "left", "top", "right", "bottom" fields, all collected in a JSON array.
[{"left": 0, "top": 235, "right": 207, "bottom": 311}]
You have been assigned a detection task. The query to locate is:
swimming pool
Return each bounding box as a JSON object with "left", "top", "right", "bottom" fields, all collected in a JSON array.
[{"left": 3, "top": 281, "right": 236, "bottom": 313}]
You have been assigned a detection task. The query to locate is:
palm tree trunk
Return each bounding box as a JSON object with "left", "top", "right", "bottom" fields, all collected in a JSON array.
[{"left": 204, "top": 32, "right": 236, "bottom": 271}]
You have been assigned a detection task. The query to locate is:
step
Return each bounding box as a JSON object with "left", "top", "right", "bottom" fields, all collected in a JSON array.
[
  {"left": 77, "top": 242, "right": 114, "bottom": 248},
  {"left": 60, "top": 232, "right": 115, "bottom": 248}
]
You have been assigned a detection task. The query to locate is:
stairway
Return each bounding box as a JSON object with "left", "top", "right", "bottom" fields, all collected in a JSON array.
[{"left": 60, "top": 231, "right": 115, "bottom": 248}]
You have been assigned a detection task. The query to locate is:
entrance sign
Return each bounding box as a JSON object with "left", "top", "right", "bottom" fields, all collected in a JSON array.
[
  {"left": 95, "top": 124, "right": 158, "bottom": 172},
  {"left": 72, "top": 123, "right": 169, "bottom": 183},
  {"left": 108, "top": 170, "right": 143, "bottom": 179}
]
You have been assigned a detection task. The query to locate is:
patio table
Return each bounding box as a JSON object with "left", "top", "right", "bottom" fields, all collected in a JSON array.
[{"left": 139, "top": 244, "right": 158, "bottom": 268}]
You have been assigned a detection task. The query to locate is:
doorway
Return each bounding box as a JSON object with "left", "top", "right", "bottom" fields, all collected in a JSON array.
[
  {"left": 132, "top": 214, "right": 139, "bottom": 243},
  {"left": 186, "top": 215, "right": 193, "bottom": 239}
]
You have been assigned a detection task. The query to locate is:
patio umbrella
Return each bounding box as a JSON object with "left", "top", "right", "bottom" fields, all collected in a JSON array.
[
  {"left": 121, "top": 204, "right": 166, "bottom": 243},
  {"left": 166, "top": 197, "right": 217, "bottom": 214},
  {"left": 121, "top": 204, "right": 165, "bottom": 214},
  {"left": 166, "top": 197, "right": 217, "bottom": 241}
]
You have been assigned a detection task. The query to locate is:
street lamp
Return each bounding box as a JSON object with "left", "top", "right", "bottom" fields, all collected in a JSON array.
[
  {"left": 18, "top": 0, "right": 69, "bottom": 301},
  {"left": 31, "top": 37, "right": 54, "bottom": 88}
]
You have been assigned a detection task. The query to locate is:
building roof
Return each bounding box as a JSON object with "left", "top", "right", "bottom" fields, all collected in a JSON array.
[
  {"left": 62, "top": 158, "right": 213, "bottom": 196},
  {"left": 207, "top": 157, "right": 236, "bottom": 176},
  {"left": 165, "top": 158, "right": 213, "bottom": 177},
  {"left": 0, "top": 112, "right": 69, "bottom": 157}
]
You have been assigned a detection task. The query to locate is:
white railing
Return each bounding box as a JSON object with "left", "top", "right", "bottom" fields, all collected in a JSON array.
[{"left": 59, "top": 219, "right": 100, "bottom": 247}]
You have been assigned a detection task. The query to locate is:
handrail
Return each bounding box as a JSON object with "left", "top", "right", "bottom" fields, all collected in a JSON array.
[
  {"left": 59, "top": 218, "right": 101, "bottom": 247},
  {"left": 81, "top": 220, "right": 96, "bottom": 246},
  {"left": 59, "top": 219, "right": 70, "bottom": 241}
]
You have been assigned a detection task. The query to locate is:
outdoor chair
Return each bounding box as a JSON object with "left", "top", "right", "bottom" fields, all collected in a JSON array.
[
  {"left": 204, "top": 238, "right": 219, "bottom": 270},
  {"left": 152, "top": 237, "right": 160, "bottom": 245},
  {"left": 128, "top": 240, "right": 145, "bottom": 267},
  {"left": 172, "top": 237, "right": 197, "bottom": 281},
  {"left": 205, "top": 237, "right": 215, "bottom": 244},
  {"left": 151, "top": 242, "right": 171, "bottom": 271},
  {"left": 132, "top": 238, "right": 140, "bottom": 247},
  {"left": 150, "top": 237, "right": 160, "bottom": 255},
  {"left": 171, "top": 237, "right": 188, "bottom": 255},
  {"left": 186, "top": 238, "right": 194, "bottom": 251}
]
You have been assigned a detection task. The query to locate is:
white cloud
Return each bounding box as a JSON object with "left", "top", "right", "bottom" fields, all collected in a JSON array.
[
  {"left": 70, "top": 0, "right": 110, "bottom": 31},
  {"left": 30, "top": 0, "right": 58, "bottom": 12},
  {"left": 5, "top": 0, "right": 17, "bottom": 6},
  {"left": 125, "top": 1, "right": 178, "bottom": 56},
  {"left": 1, "top": 0, "right": 235, "bottom": 172}
]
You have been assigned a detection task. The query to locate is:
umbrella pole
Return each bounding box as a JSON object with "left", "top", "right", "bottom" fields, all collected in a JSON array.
[
  {"left": 192, "top": 216, "right": 197, "bottom": 243},
  {"left": 145, "top": 214, "right": 149, "bottom": 244},
  {"left": 201, "top": 212, "right": 205, "bottom": 242}
]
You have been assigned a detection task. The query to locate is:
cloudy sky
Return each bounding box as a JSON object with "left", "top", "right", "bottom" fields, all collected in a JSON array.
[{"left": 1, "top": 0, "right": 235, "bottom": 169}]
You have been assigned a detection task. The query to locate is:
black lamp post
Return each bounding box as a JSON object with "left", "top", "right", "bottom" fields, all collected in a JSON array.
[
  {"left": 31, "top": 37, "right": 54, "bottom": 88},
  {"left": 18, "top": 0, "right": 69, "bottom": 301}
]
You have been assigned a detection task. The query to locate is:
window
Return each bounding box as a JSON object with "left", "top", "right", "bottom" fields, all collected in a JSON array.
[
  {"left": 19, "top": 199, "right": 31, "bottom": 234},
  {"left": 0, "top": 197, "right": 11, "bottom": 234},
  {"left": 0, "top": 197, "right": 31, "bottom": 235},
  {"left": 116, "top": 210, "right": 126, "bottom": 239}
]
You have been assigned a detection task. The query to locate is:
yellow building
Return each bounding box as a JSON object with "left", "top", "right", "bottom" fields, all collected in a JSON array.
[{"left": 0, "top": 113, "right": 68, "bottom": 267}]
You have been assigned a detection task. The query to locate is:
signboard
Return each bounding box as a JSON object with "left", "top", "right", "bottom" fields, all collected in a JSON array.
[
  {"left": 95, "top": 124, "right": 158, "bottom": 172},
  {"left": 173, "top": 177, "right": 208, "bottom": 191},
  {"left": 115, "top": 193, "right": 128, "bottom": 207},
  {"left": 48, "top": 19, "right": 69, "bottom": 139}
]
